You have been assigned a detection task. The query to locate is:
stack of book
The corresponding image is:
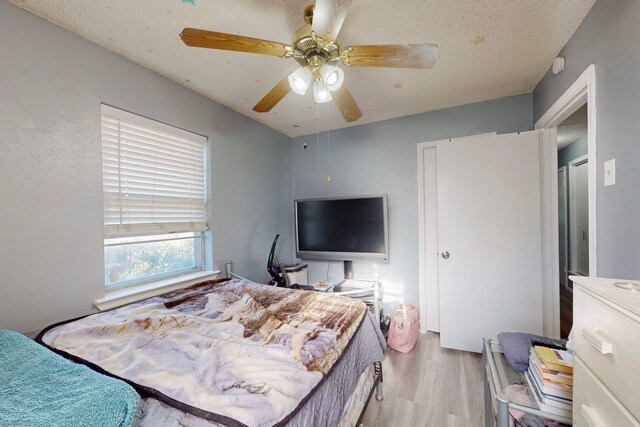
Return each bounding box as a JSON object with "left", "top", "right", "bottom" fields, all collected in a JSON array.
[{"left": 525, "top": 345, "right": 573, "bottom": 419}]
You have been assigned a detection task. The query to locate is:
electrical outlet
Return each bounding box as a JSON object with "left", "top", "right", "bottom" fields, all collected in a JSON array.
[{"left": 604, "top": 159, "right": 616, "bottom": 186}]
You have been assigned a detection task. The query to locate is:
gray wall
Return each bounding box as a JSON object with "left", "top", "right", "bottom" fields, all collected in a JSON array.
[
  {"left": 0, "top": 1, "right": 292, "bottom": 333},
  {"left": 291, "top": 94, "right": 533, "bottom": 311},
  {"left": 534, "top": 0, "right": 640, "bottom": 279},
  {"left": 558, "top": 135, "right": 588, "bottom": 171}
]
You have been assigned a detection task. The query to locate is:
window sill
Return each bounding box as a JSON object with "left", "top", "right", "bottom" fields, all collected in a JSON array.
[{"left": 94, "top": 270, "right": 221, "bottom": 311}]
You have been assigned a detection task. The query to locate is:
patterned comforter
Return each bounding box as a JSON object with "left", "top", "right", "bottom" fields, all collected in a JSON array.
[{"left": 39, "top": 279, "right": 369, "bottom": 427}]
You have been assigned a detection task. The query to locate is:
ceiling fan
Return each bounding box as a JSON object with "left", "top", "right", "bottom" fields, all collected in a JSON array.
[{"left": 180, "top": 0, "right": 439, "bottom": 123}]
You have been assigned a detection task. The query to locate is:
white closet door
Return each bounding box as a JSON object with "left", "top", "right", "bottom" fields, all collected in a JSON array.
[{"left": 437, "top": 131, "right": 543, "bottom": 352}]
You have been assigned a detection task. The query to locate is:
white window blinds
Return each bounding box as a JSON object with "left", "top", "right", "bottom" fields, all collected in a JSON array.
[{"left": 101, "top": 105, "right": 207, "bottom": 237}]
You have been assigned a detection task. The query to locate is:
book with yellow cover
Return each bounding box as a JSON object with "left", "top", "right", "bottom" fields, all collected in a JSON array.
[
  {"left": 529, "top": 354, "right": 573, "bottom": 398},
  {"left": 533, "top": 346, "right": 573, "bottom": 374},
  {"left": 530, "top": 348, "right": 574, "bottom": 385}
]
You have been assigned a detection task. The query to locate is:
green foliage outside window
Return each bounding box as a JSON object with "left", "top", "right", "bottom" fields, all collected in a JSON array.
[{"left": 104, "top": 234, "right": 200, "bottom": 287}]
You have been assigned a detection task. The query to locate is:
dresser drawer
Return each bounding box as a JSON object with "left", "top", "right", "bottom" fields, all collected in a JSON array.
[
  {"left": 573, "top": 357, "right": 640, "bottom": 427},
  {"left": 573, "top": 287, "right": 640, "bottom": 420}
]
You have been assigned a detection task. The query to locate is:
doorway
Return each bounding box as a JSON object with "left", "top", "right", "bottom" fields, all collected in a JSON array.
[
  {"left": 556, "top": 104, "right": 588, "bottom": 338},
  {"left": 535, "top": 64, "right": 595, "bottom": 339},
  {"left": 569, "top": 155, "right": 589, "bottom": 277}
]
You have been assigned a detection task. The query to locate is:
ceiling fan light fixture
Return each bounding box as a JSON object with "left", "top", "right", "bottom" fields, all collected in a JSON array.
[
  {"left": 313, "top": 80, "right": 332, "bottom": 103},
  {"left": 320, "top": 64, "right": 344, "bottom": 92},
  {"left": 288, "top": 67, "right": 313, "bottom": 95},
  {"left": 181, "top": 1, "right": 438, "bottom": 122}
]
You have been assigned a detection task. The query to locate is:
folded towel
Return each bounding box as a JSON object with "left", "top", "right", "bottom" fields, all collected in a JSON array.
[{"left": 0, "top": 329, "right": 139, "bottom": 427}]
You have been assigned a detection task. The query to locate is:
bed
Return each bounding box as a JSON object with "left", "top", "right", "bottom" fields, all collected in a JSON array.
[
  {"left": 0, "top": 329, "right": 139, "bottom": 427},
  {"left": 36, "top": 278, "right": 386, "bottom": 427}
]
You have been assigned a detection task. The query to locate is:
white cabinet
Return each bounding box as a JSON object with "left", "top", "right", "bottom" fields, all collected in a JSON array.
[
  {"left": 573, "top": 357, "right": 639, "bottom": 427},
  {"left": 571, "top": 276, "right": 640, "bottom": 426}
]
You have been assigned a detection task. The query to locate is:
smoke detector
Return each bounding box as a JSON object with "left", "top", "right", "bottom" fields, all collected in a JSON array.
[{"left": 552, "top": 56, "right": 565, "bottom": 75}]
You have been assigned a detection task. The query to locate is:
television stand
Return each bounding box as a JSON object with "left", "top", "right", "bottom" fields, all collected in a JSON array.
[
  {"left": 343, "top": 260, "right": 354, "bottom": 280},
  {"left": 331, "top": 276, "right": 382, "bottom": 324}
]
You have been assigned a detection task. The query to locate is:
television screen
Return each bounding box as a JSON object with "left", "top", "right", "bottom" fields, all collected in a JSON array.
[{"left": 295, "top": 195, "right": 388, "bottom": 260}]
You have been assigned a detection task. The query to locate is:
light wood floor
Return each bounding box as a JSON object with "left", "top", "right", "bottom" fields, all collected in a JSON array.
[{"left": 361, "top": 332, "right": 484, "bottom": 427}]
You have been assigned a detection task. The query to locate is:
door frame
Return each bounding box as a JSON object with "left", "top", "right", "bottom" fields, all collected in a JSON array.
[
  {"left": 417, "top": 133, "right": 496, "bottom": 334},
  {"left": 568, "top": 154, "right": 589, "bottom": 276},
  {"left": 557, "top": 166, "right": 568, "bottom": 289},
  {"left": 535, "top": 64, "right": 596, "bottom": 338}
]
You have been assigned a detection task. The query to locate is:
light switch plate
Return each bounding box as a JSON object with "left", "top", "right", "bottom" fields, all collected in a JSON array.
[{"left": 604, "top": 159, "right": 616, "bottom": 186}]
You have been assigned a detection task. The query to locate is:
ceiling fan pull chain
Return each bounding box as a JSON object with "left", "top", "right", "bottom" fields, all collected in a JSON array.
[
  {"left": 327, "top": 102, "right": 331, "bottom": 166},
  {"left": 326, "top": 102, "right": 331, "bottom": 183},
  {"left": 317, "top": 102, "right": 321, "bottom": 165}
]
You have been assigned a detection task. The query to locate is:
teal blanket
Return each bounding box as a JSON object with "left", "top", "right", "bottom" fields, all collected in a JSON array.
[{"left": 0, "top": 329, "right": 139, "bottom": 427}]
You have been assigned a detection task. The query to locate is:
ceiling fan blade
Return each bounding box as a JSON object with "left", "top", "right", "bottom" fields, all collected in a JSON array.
[
  {"left": 332, "top": 85, "right": 362, "bottom": 122},
  {"left": 180, "top": 28, "right": 291, "bottom": 57},
  {"left": 344, "top": 44, "right": 439, "bottom": 69},
  {"left": 311, "top": 0, "right": 353, "bottom": 41},
  {"left": 253, "top": 75, "right": 292, "bottom": 113}
]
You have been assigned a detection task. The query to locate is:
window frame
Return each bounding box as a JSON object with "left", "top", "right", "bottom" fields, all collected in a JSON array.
[{"left": 100, "top": 104, "right": 208, "bottom": 290}]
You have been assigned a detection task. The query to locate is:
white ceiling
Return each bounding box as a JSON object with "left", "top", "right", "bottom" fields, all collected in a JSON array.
[{"left": 11, "top": 0, "right": 595, "bottom": 137}]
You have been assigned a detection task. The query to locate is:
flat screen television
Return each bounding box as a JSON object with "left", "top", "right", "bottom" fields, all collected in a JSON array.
[{"left": 294, "top": 195, "right": 389, "bottom": 261}]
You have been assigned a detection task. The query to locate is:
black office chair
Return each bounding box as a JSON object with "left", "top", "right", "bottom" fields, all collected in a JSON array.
[{"left": 267, "top": 234, "right": 289, "bottom": 287}]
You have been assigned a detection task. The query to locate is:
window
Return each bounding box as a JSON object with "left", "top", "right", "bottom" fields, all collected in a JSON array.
[{"left": 101, "top": 105, "right": 207, "bottom": 290}]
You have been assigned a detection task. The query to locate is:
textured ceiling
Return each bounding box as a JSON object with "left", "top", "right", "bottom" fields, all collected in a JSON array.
[
  {"left": 557, "top": 103, "right": 588, "bottom": 150},
  {"left": 11, "top": 0, "right": 595, "bottom": 137}
]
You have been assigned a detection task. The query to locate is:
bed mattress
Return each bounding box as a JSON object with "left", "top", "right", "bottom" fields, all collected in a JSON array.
[{"left": 39, "top": 279, "right": 385, "bottom": 427}]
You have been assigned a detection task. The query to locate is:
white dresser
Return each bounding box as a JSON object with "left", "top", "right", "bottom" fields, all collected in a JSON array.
[{"left": 571, "top": 276, "right": 640, "bottom": 427}]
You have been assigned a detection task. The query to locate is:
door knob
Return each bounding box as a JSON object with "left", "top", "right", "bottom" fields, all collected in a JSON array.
[{"left": 441, "top": 251, "right": 450, "bottom": 259}]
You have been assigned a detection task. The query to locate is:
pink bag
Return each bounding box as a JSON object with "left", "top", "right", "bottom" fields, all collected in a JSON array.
[{"left": 387, "top": 304, "right": 420, "bottom": 353}]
